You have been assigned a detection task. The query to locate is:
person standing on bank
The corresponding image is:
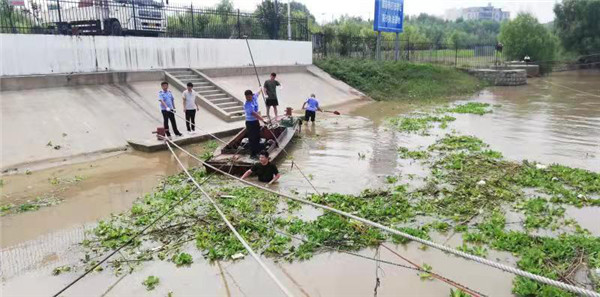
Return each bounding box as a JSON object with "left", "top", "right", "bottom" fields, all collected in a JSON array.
[
  {"left": 302, "top": 93, "right": 323, "bottom": 123},
  {"left": 182, "top": 82, "right": 200, "bottom": 134},
  {"left": 244, "top": 90, "right": 268, "bottom": 159},
  {"left": 263, "top": 72, "right": 281, "bottom": 119},
  {"left": 241, "top": 150, "right": 280, "bottom": 185},
  {"left": 159, "top": 81, "right": 182, "bottom": 138}
]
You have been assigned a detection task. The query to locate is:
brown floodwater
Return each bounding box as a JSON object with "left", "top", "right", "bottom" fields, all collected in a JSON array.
[{"left": 1, "top": 70, "right": 599, "bottom": 296}]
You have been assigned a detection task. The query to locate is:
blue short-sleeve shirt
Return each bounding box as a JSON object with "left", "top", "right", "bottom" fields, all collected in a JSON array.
[
  {"left": 159, "top": 90, "right": 175, "bottom": 110},
  {"left": 244, "top": 101, "right": 257, "bottom": 121},
  {"left": 305, "top": 97, "right": 319, "bottom": 112}
]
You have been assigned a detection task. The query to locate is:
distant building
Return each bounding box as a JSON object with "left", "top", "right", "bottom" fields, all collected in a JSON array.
[{"left": 445, "top": 3, "right": 510, "bottom": 22}]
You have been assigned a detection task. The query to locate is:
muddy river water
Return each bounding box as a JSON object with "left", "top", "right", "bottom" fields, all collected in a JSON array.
[{"left": 1, "top": 70, "right": 599, "bottom": 296}]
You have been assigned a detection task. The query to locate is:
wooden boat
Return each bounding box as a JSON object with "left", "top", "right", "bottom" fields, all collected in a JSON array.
[{"left": 204, "top": 115, "right": 302, "bottom": 175}]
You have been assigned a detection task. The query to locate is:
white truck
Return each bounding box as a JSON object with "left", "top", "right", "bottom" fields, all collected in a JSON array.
[{"left": 44, "top": 0, "right": 167, "bottom": 36}]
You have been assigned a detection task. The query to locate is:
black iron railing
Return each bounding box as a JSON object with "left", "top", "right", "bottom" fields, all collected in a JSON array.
[
  {"left": 312, "top": 34, "right": 504, "bottom": 68},
  {"left": 0, "top": 0, "right": 310, "bottom": 40}
]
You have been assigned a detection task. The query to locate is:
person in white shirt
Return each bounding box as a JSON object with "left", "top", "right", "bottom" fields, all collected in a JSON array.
[{"left": 182, "top": 82, "right": 200, "bottom": 134}]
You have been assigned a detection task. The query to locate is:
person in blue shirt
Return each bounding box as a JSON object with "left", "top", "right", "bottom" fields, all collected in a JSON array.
[
  {"left": 302, "top": 93, "right": 323, "bottom": 122},
  {"left": 158, "top": 81, "right": 182, "bottom": 138},
  {"left": 244, "top": 89, "right": 268, "bottom": 159}
]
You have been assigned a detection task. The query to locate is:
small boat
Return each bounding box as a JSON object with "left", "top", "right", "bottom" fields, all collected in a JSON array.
[{"left": 205, "top": 115, "right": 302, "bottom": 175}]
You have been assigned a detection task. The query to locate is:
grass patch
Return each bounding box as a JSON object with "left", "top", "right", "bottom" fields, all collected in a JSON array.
[
  {"left": 398, "top": 147, "right": 430, "bottom": 160},
  {"left": 387, "top": 114, "right": 455, "bottom": 134},
  {"left": 1, "top": 195, "right": 63, "bottom": 216},
  {"left": 443, "top": 102, "right": 492, "bottom": 115},
  {"left": 315, "top": 58, "right": 485, "bottom": 101}
]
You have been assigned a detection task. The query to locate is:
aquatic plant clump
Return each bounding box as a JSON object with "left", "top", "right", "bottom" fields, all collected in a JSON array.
[{"left": 79, "top": 134, "right": 600, "bottom": 295}]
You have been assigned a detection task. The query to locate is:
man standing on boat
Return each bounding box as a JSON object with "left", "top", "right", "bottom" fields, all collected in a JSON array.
[
  {"left": 241, "top": 151, "right": 280, "bottom": 185},
  {"left": 263, "top": 72, "right": 281, "bottom": 120},
  {"left": 244, "top": 90, "right": 268, "bottom": 159}
]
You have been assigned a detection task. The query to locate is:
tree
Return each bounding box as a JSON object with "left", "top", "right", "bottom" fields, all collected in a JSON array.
[
  {"left": 554, "top": 0, "right": 600, "bottom": 55},
  {"left": 254, "top": 0, "right": 284, "bottom": 39},
  {"left": 498, "top": 13, "right": 557, "bottom": 63}
]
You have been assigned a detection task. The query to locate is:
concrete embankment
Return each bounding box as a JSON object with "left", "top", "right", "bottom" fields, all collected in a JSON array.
[{"left": 0, "top": 66, "right": 367, "bottom": 172}]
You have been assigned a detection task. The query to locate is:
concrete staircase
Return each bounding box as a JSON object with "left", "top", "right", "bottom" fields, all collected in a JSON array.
[{"left": 165, "top": 69, "right": 245, "bottom": 122}]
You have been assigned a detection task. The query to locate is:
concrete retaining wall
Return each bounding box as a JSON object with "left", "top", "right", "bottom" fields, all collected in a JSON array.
[
  {"left": 467, "top": 69, "right": 527, "bottom": 86},
  {"left": 1, "top": 70, "right": 164, "bottom": 91},
  {"left": 0, "top": 34, "right": 312, "bottom": 76}
]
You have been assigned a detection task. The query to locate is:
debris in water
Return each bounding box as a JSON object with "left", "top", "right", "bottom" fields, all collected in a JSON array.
[
  {"left": 231, "top": 253, "right": 245, "bottom": 260},
  {"left": 62, "top": 133, "right": 68, "bottom": 137},
  {"left": 142, "top": 275, "right": 159, "bottom": 290},
  {"left": 52, "top": 265, "right": 71, "bottom": 275}
]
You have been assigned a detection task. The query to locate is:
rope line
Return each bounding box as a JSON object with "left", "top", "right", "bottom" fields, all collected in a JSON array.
[
  {"left": 53, "top": 141, "right": 250, "bottom": 296},
  {"left": 52, "top": 181, "right": 203, "bottom": 296},
  {"left": 165, "top": 140, "right": 295, "bottom": 297},
  {"left": 165, "top": 138, "right": 600, "bottom": 297},
  {"left": 271, "top": 229, "right": 486, "bottom": 297},
  {"left": 543, "top": 79, "right": 600, "bottom": 98}
]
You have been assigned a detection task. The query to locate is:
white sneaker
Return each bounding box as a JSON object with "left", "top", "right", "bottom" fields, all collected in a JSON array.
[{"left": 189, "top": 131, "right": 196, "bottom": 135}]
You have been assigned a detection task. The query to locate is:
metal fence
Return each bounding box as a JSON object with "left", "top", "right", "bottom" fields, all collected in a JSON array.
[
  {"left": 312, "top": 34, "right": 504, "bottom": 68},
  {"left": 0, "top": 0, "right": 309, "bottom": 40}
]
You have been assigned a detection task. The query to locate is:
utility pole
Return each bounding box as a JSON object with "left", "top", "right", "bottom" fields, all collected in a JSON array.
[
  {"left": 274, "top": 0, "right": 278, "bottom": 39},
  {"left": 287, "top": 1, "right": 291, "bottom": 40}
]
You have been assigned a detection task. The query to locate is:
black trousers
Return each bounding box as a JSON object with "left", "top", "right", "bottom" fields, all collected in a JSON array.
[
  {"left": 245, "top": 120, "right": 261, "bottom": 156},
  {"left": 185, "top": 109, "right": 196, "bottom": 131},
  {"left": 161, "top": 110, "right": 181, "bottom": 136}
]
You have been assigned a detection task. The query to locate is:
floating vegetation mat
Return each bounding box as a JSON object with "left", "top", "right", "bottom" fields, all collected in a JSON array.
[{"left": 71, "top": 102, "right": 599, "bottom": 296}]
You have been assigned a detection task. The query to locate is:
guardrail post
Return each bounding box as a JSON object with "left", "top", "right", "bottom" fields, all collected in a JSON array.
[
  {"left": 455, "top": 43, "right": 458, "bottom": 67},
  {"left": 190, "top": 4, "right": 194, "bottom": 38},
  {"left": 407, "top": 36, "right": 410, "bottom": 61},
  {"left": 57, "top": 0, "right": 63, "bottom": 25},
  {"left": 237, "top": 9, "right": 241, "bottom": 39},
  {"left": 131, "top": 0, "right": 137, "bottom": 31},
  {"left": 394, "top": 32, "right": 399, "bottom": 61}
]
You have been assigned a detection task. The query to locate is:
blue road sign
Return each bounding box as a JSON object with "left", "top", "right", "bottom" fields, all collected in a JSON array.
[{"left": 373, "top": 0, "right": 404, "bottom": 32}]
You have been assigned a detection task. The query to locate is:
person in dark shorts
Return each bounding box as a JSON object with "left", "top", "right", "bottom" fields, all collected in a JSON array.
[
  {"left": 241, "top": 151, "right": 281, "bottom": 185},
  {"left": 263, "top": 72, "right": 281, "bottom": 119},
  {"left": 158, "top": 81, "right": 182, "bottom": 138},
  {"left": 302, "top": 93, "right": 322, "bottom": 122},
  {"left": 243, "top": 90, "right": 268, "bottom": 159}
]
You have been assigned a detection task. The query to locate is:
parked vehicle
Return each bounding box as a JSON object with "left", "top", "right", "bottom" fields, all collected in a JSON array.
[{"left": 44, "top": 0, "right": 167, "bottom": 36}]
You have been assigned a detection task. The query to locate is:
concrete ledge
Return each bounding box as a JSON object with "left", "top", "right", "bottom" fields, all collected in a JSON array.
[
  {"left": 499, "top": 63, "right": 540, "bottom": 77},
  {"left": 200, "top": 65, "right": 308, "bottom": 77},
  {"left": 1, "top": 70, "right": 165, "bottom": 91},
  {"left": 467, "top": 69, "right": 527, "bottom": 86},
  {"left": 127, "top": 127, "right": 243, "bottom": 153}
]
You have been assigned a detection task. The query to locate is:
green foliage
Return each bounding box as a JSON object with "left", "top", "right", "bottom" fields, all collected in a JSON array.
[
  {"left": 78, "top": 121, "right": 600, "bottom": 296},
  {"left": 173, "top": 252, "right": 193, "bottom": 266},
  {"left": 498, "top": 13, "right": 558, "bottom": 73},
  {"left": 1, "top": 196, "right": 63, "bottom": 216},
  {"left": 398, "top": 147, "right": 430, "bottom": 159},
  {"left": 142, "top": 275, "right": 160, "bottom": 290},
  {"left": 450, "top": 289, "right": 471, "bottom": 297},
  {"left": 314, "top": 58, "right": 483, "bottom": 102},
  {"left": 388, "top": 115, "right": 455, "bottom": 134},
  {"left": 554, "top": 0, "right": 600, "bottom": 55},
  {"left": 444, "top": 102, "right": 492, "bottom": 115},
  {"left": 52, "top": 265, "right": 71, "bottom": 275}
]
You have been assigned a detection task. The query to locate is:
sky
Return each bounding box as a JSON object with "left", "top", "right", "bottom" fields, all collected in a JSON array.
[{"left": 177, "top": 0, "right": 561, "bottom": 24}]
